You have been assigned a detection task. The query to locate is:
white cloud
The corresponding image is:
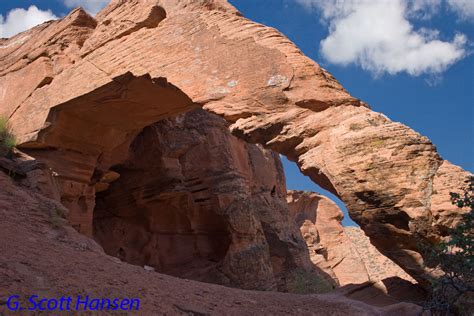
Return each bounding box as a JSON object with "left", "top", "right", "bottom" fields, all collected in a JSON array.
[
  {"left": 63, "top": 0, "right": 110, "bottom": 15},
  {"left": 0, "top": 6, "right": 57, "bottom": 38},
  {"left": 296, "top": 0, "right": 468, "bottom": 77},
  {"left": 406, "top": 0, "right": 442, "bottom": 19},
  {"left": 447, "top": 0, "right": 474, "bottom": 20}
]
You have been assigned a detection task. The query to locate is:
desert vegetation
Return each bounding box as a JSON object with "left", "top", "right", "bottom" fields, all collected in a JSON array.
[
  {"left": 286, "top": 268, "right": 335, "bottom": 294},
  {"left": 0, "top": 117, "right": 16, "bottom": 158},
  {"left": 424, "top": 176, "right": 474, "bottom": 315}
]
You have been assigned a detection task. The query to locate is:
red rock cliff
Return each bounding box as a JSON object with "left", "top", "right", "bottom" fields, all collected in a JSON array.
[
  {"left": 0, "top": 0, "right": 471, "bottom": 287},
  {"left": 93, "top": 109, "right": 326, "bottom": 291},
  {"left": 287, "top": 190, "right": 427, "bottom": 306},
  {"left": 287, "top": 190, "right": 417, "bottom": 286}
]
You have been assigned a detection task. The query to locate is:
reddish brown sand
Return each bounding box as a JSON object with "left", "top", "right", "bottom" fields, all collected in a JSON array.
[{"left": 0, "top": 172, "right": 420, "bottom": 315}]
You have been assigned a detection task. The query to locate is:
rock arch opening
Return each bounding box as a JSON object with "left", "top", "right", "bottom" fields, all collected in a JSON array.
[
  {"left": 16, "top": 73, "right": 336, "bottom": 291},
  {"left": 12, "top": 69, "right": 429, "bottom": 296},
  {"left": 282, "top": 158, "right": 373, "bottom": 286},
  {"left": 281, "top": 157, "right": 358, "bottom": 227},
  {"left": 281, "top": 159, "right": 426, "bottom": 297},
  {"left": 13, "top": 62, "right": 471, "bottom": 295}
]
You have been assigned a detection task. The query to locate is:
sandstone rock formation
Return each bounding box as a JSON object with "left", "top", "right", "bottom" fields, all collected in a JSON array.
[
  {"left": 342, "top": 227, "right": 426, "bottom": 306},
  {"left": 94, "top": 108, "right": 323, "bottom": 291},
  {"left": 288, "top": 190, "right": 372, "bottom": 286},
  {"left": 344, "top": 227, "right": 417, "bottom": 285},
  {"left": 287, "top": 190, "right": 417, "bottom": 286},
  {"left": 0, "top": 0, "right": 472, "bottom": 288},
  {"left": 0, "top": 168, "right": 423, "bottom": 315},
  {"left": 287, "top": 190, "right": 427, "bottom": 306}
]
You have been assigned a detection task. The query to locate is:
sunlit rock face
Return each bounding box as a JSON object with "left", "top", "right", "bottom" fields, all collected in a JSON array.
[
  {"left": 0, "top": 0, "right": 471, "bottom": 287},
  {"left": 94, "top": 109, "right": 322, "bottom": 291},
  {"left": 287, "top": 190, "right": 417, "bottom": 286},
  {"left": 287, "top": 190, "right": 427, "bottom": 306},
  {"left": 287, "top": 190, "right": 370, "bottom": 286}
]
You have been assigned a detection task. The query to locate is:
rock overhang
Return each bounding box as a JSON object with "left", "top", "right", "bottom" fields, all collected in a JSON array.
[{"left": 0, "top": 0, "right": 472, "bottom": 289}]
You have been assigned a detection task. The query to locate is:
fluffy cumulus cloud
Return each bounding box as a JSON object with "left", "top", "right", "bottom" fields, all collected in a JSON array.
[
  {"left": 0, "top": 6, "right": 57, "bottom": 38},
  {"left": 63, "top": 0, "right": 111, "bottom": 15},
  {"left": 447, "top": 0, "right": 474, "bottom": 20},
  {"left": 296, "top": 0, "right": 468, "bottom": 76}
]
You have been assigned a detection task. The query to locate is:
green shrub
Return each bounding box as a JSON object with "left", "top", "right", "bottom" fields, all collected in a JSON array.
[
  {"left": 423, "top": 176, "right": 474, "bottom": 315},
  {"left": 0, "top": 117, "right": 16, "bottom": 157},
  {"left": 286, "top": 268, "right": 335, "bottom": 294}
]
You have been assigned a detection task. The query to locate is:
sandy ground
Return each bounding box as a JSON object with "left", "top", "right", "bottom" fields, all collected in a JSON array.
[{"left": 0, "top": 172, "right": 420, "bottom": 315}]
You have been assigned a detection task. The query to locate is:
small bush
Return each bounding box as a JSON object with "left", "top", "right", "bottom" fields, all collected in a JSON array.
[
  {"left": 286, "top": 268, "right": 335, "bottom": 294},
  {"left": 423, "top": 176, "right": 474, "bottom": 315},
  {"left": 0, "top": 117, "right": 16, "bottom": 157}
]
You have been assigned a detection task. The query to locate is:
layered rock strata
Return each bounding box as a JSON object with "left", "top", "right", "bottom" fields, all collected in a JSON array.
[
  {"left": 0, "top": 0, "right": 472, "bottom": 286},
  {"left": 287, "top": 190, "right": 427, "bottom": 306},
  {"left": 93, "top": 108, "right": 323, "bottom": 291}
]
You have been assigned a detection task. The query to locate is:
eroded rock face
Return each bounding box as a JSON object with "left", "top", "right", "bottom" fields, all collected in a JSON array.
[
  {"left": 287, "top": 190, "right": 370, "bottom": 286},
  {"left": 0, "top": 0, "right": 472, "bottom": 286},
  {"left": 287, "top": 190, "right": 416, "bottom": 286},
  {"left": 343, "top": 227, "right": 416, "bottom": 285},
  {"left": 287, "top": 191, "right": 426, "bottom": 306},
  {"left": 0, "top": 8, "right": 96, "bottom": 119},
  {"left": 93, "top": 109, "right": 322, "bottom": 291}
]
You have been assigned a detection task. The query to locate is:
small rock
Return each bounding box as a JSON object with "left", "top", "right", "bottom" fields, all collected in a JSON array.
[{"left": 144, "top": 265, "right": 155, "bottom": 272}]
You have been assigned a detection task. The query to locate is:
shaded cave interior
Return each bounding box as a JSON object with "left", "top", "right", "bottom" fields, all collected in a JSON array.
[{"left": 92, "top": 111, "right": 235, "bottom": 283}]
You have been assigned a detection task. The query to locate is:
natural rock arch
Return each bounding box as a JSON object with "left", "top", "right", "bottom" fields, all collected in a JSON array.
[{"left": 1, "top": 0, "right": 471, "bottom": 287}]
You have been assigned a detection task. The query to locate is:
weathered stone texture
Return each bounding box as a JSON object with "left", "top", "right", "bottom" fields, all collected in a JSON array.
[
  {"left": 93, "top": 109, "right": 320, "bottom": 291},
  {"left": 287, "top": 190, "right": 426, "bottom": 306},
  {"left": 287, "top": 190, "right": 417, "bottom": 286},
  {"left": 0, "top": 0, "right": 471, "bottom": 287}
]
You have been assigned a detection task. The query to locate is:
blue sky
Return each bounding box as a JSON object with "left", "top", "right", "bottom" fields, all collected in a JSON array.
[{"left": 1, "top": 0, "right": 472, "bottom": 226}]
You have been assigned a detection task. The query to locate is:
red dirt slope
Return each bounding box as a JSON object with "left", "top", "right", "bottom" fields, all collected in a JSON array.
[{"left": 0, "top": 171, "right": 421, "bottom": 315}]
